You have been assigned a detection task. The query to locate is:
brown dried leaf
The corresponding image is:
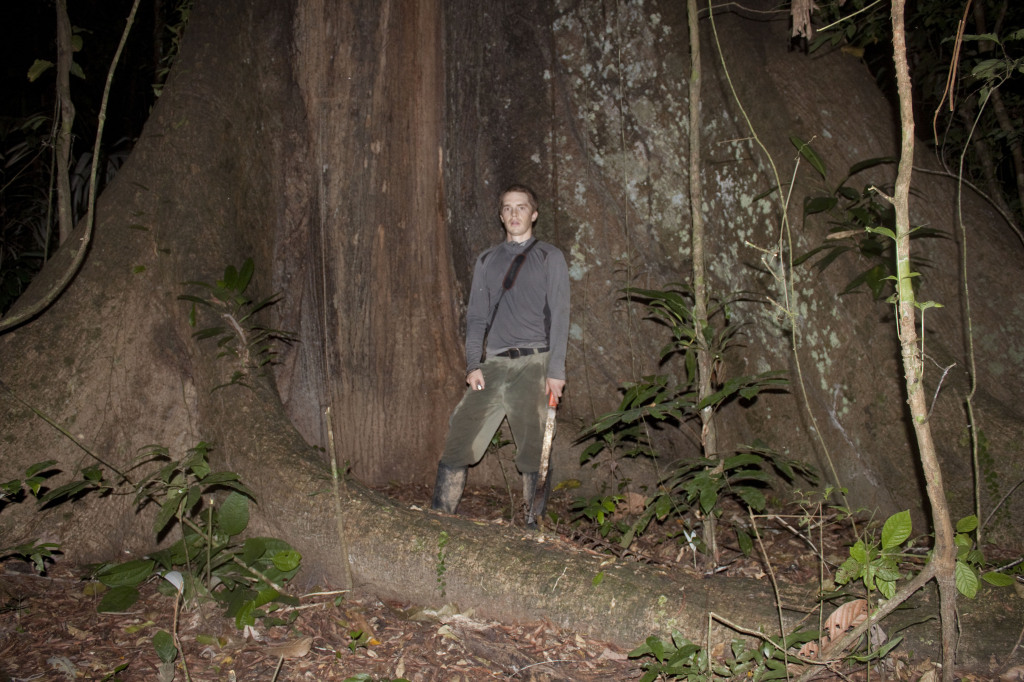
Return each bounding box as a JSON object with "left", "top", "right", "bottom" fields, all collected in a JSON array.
[
  {"left": 264, "top": 636, "right": 312, "bottom": 659},
  {"left": 798, "top": 598, "right": 868, "bottom": 659},
  {"left": 1001, "top": 665, "right": 1024, "bottom": 681},
  {"left": 619, "top": 492, "right": 647, "bottom": 515}
]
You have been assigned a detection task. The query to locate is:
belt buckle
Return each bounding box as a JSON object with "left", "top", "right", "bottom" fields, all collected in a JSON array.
[{"left": 507, "top": 347, "right": 522, "bottom": 359}]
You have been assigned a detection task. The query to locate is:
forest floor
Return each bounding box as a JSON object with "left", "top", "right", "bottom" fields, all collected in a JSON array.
[{"left": 0, "top": 482, "right": 1016, "bottom": 682}]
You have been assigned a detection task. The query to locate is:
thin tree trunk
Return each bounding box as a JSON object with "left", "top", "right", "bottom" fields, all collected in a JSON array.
[
  {"left": 688, "top": 0, "right": 720, "bottom": 566},
  {"left": 890, "top": 2, "right": 959, "bottom": 679},
  {"left": 54, "top": 0, "right": 75, "bottom": 247}
]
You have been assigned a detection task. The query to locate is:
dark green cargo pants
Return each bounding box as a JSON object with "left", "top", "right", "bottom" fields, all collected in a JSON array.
[{"left": 439, "top": 352, "right": 549, "bottom": 473}]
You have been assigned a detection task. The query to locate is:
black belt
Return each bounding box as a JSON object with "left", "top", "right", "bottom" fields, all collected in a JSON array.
[{"left": 495, "top": 346, "right": 549, "bottom": 359}]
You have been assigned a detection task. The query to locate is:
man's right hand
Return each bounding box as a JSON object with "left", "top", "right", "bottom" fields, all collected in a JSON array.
[{"left": 466, "top": 369, "right": 485, "bottom": 391}]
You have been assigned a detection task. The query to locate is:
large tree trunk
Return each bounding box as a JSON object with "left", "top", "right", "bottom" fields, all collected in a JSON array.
[{"left": 2, "top": 0, "right": 1023, "bottom": 669}]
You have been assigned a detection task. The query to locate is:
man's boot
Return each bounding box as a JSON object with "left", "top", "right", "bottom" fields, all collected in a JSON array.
[
  {"left": 522, "top": 470, "right": 553, "bottom": 529},
  {"left": 431, "top": 463, "right": 467, "bottom": 514}
]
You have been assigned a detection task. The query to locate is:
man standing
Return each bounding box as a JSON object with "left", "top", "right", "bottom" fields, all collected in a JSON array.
[{"left": 431, "top": 184, "right": 570, "bottom": 527}]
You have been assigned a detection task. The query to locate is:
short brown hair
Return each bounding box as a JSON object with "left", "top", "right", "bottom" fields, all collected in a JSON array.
[{"left": 500, "top": 184, "right": 539, "bottom": 213}]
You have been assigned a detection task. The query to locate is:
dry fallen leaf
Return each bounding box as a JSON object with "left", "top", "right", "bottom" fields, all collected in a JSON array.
[
  {"left": 799, "top": 598, "right": 868, "bottom": 658},
  {"left": 1001, "top": 665, "right": 1024, "bottom": 681},
  {"left": 264, "top": 636, "right": 312, "bottom": 659},
  {"left": 620, "top": 492, "right": 647, "bottom": 515}
]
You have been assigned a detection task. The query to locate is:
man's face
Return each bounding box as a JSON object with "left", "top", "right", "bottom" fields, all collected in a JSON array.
[{"left": 500, "top": 191, "right": 538, "bottom": 243}]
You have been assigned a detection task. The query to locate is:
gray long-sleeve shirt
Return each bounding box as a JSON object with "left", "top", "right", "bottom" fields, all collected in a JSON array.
[{"left": 464, "top": 237, "right": 570, "bottom": 381}]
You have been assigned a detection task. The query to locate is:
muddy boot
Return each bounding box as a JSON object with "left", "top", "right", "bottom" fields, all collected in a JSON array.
[
  {"left": 431, "top": 463, "right": 467, "bottom": 514},
  {"left": 522, "top": 470, "right": 553, "bottom": 529}
]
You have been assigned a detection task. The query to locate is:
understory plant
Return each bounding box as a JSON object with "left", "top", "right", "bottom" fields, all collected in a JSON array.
[
  {"left": 0, "top": 460, "right": 70, "bottom": 571},
  {"left": 574, "top": 285, "right": 813, "bottom": 558},
  {"left": 93, "top": 442, "right": 302, "bottom": 630},
  {"left": 179, "top": 258, "right": 295, "bottom": 389},
  {"left": 792, "top": 143, "right": 946, "bottom": 301},
  {"left": 629, "top": 629, "right": 818, "bottom": 682},
  {"left": 833, "top": 509, "right": 1016, "bottom": 601}
]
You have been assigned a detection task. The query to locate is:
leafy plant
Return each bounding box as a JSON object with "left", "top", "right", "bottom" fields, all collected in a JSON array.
[
  {"left": 575, "top": 285, "right": 804, "bottom": 559},
  {"left": 578, "top": 287, "right": 787, "bottom": 466},
  {"left": 834, "top": 510, "right": 1014, "bottom": 600},
  {"left": 834, "top": 509, "right": 912, "bottom": 600},
  {"left": 622, "top": 445, "right": 814, "bottom": 553},
  {"left": 179, "top": 258, "right": 296, "bottom": 389},
  {"left": 569, "top": 493, "right": 627, "bottom": 543},
  {"left": 153, "top": 0, "right": 193, "bottom": 99},
  {"left": 792, "top": 143, "right": 945, "bottom": 301},
  {"left": 629, "top": 629, "right": 818, "bottom": 681},
  {"left": 92, "top": 442, "right": 302, "bottom": 630},
  {"left": 0, "top": 460, "right": 66, "bottom": 571}
]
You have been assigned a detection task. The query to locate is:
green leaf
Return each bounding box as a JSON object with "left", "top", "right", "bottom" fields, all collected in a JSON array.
[
  {"left": 97, "top": 585, "right": 141, "bottom": 612},
  {"left": 153, "top": 490, "right": 184, "bottom": 534},
  {"left": 804, "top": 196, "right": 838, "bottom": 215},
  {"left": 253, "top": 587, "right": 281, "bottom": 608},
  {"left": 242, "top": 537, "right": 270, "bottom": 564},
  {"left": 848, "top": 540, "right": 868, "bottom": 564},
  {"left": 38, "top": 480, "right": 95, "bottom": 505},
  {"left": 236, "top": 258, "right": 255, "bottom": 293},
  {"left": 736, "top": 527, "right": 754, "bottom": 556},
  {"left": 271, "top": 549, "right": 301, "bottom": 573},
  {"left": 736, "top": 486, "right": 766, "bottom": 511},
  {"left": 790, "top": 135, "right": 826, "bottom": 178},
  {"left": 96, "top": 559, "right": 156, "bottom": 587},
  {"left": 955, "top": 560, "right": 980, "bottom": 598},
  {"left": 981, "top": 571, "right": 1015, "bottom": 587},
  {"left": 698, "top": 477, "right": 720, "bottom": 515},
  {"left": 27, "top": 59, "right": 54, "bottom": 82},
  {"left": 846, "top": 156, "right": 895, "bottom": 176},
  {"left": 955, "top": 515, "right": 978, "bottom": 533},
  {"left": 864, "top": 225, "right": 896, "bottom": 241},
  {"left": 592, "top": 571, "right": 605, "bottom": 586},
  {"left": 234, "top": 599, "right": 256, "bottom": 629},
  {"left": 24, "top": 460, "right": 58, "bottom": 478},
  {"left": 216, "top": 491, "right": 250, "bottom": 536},
  {"left": 881, "top": 510, "right": 912, "bottom": 550},
  {"left": 152, "top": 630, "right": 178, "bottom": 663}
]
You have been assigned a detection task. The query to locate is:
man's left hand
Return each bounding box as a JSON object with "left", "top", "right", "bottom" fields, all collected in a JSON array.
[{"left": 546, "top": 378, "right": 566, "bottom": 403}]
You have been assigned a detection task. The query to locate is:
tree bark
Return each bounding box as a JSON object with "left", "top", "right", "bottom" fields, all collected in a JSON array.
[
  {"left": 890, "top": 2, "right": 958, "bottom": 679},
  {"left": 54, "top": 0, "right": 75, "bottom": 248}
]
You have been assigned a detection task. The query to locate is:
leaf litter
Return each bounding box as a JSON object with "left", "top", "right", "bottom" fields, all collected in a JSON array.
[{"left": 0, "top": 482, "right": 1016, "bottom": 681}]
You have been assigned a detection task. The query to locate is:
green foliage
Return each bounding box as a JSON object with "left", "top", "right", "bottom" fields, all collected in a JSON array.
[
  {"left": 621, "top": 445, "right": 815, "bottom": 552},
  {"left": 0, "top": 115, "right": 57, "bottom": 314},
  {"left": 487, "top": 426, "right": 513, "bottom": 454},
  {"left": 835, "top": 510, "right": 911, "bottom": 600},
  {"left": 629, "top": 630, "right": 818, "bottom": 681},
  {"left": 0, "top": 113, "right": 132, "bottom": 315},
  {"left": 27, "top": 24, "right": 87, "bottom": 83},
  {"left": 152, "top": 630, "right": 178, "bottom": 663},
  {"left": 575, "top": 284, "right": 810, "bottom": 558},
  {"left": 578, "top": 286, "right": 787, "bottom": 465},
  {"left": 835, "top": 510, "right": 1015, "bottom": 600},
  {"left": 347, "top": 629, "right": 372, "bottom": 652},
  {"left": 569, "top": 494, "right": 629, "bottom": 543},
  {"left": 153, "top": 0, "right": 193, "bottom": 99},
  {"left": 179, "top": 258, "right": 296, "bottom": 389},
  {"left": 793, "top": 143, "right": 945, "bottom": 300},
  {"left": 92, "top": 443, "right": 302, "bottom": 630},
  {"left": 0, "top": 460, "right": 73, "bottom": 572},
  {"left": 811, "top": 0, "right": 1024, "bottom": 223}
]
